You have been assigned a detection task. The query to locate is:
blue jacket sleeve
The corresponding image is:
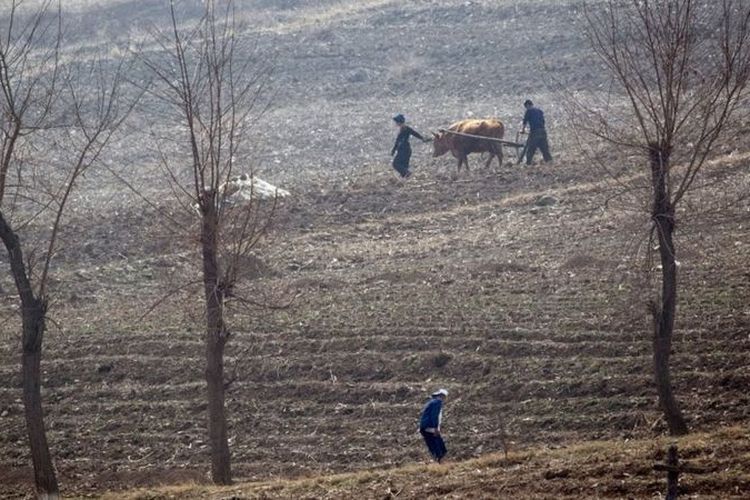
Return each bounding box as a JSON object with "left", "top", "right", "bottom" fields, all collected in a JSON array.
[{"left": 409, "top": 127, "right": 425, "bottom": 141}]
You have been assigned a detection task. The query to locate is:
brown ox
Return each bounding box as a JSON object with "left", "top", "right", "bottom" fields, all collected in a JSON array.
[{"left": 432, "top": 119, "right": 505, "bottom": 171}]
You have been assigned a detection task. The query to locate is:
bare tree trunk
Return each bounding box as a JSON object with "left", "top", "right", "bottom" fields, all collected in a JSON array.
[
  {"left": 0, "top": 213, "right": 60, "bottom": 498},
  {"left": 22, "top": 300, "right": 60, "bottom": 500},
  {"left": 649, "top": 145, "right": 689, "bottom": 436},
  {"left": 200, "top": 194, "right": 232, "bottom": 484}
]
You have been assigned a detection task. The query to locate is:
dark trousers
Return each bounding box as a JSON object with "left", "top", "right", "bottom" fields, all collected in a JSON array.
[
  {"left": 392, "top": 144, "right": 412, "bottom": 177},
  {"left": 420, "top": 430, "right": 447, "bottom": 462},
  {"left": 525, "top": 129, "right": 552, "bottom": 165}
]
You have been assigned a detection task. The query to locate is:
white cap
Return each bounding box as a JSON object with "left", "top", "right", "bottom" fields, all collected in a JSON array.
[{"left": 431, "top": 388, "right": 449, "bottom": 397}]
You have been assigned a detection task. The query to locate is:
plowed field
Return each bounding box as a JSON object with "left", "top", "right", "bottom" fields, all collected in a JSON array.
[{"left": 1, "top": 0, "right": 749, "bottom": 498}]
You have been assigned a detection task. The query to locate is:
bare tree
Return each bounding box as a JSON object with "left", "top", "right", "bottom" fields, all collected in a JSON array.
[
  {"left": 0, "top": 2, "right": 133, "bottom": 496},
  {"left": 582, "top": 0, "right": 750, "bottom": 435},
  {"left": 140, "top": 0, "right": 274, "bottom": 484}
]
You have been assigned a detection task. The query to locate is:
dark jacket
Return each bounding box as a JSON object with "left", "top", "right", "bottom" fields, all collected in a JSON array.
[
  {"left": 392, "top": 126, "right": 424, "bottom": 155},
  {"left": 523, "top": 107, "right": 546, "bottom": 132},
  {"left": 419, "top": 398, "right": 442, "bottom": 430}
]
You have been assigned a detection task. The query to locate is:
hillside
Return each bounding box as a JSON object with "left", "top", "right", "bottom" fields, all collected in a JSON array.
[
  {"left": 1, "top": 0, "right": 749, "bottom": 499},
  {"left": 25, "top": 0, "right": 604, "bottom": 192},
  {"left": 103, "top": 426, "right": 750, "bottom": 499},
  {"left": 2, "top": 154, "right": 748, "bottom": 497}
]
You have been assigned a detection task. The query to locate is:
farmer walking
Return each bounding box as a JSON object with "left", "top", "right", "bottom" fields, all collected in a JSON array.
[
  {"left": 419, "top": 388, "right": 448, "bottom": 463},
  {"left": 520, "top": 99, "right": 552, "bottom": 165},
  {"left": 391, "top": 114, "right": 428, "bottom": 178}
]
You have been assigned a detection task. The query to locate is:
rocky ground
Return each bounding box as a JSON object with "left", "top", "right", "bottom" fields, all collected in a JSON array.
[{"left": 1, "top": 0, "right": 749, "bottom": 498}]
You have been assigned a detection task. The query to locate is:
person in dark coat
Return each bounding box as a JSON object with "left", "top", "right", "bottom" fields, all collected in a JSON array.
[
  {"left": 391, "top": 114, "right": 428, "bottom": 178},
  {"left": 419, "top": 388, "right": 448, "bottom": 463},
  {"left": 520, "top": 99, "right": 552, "bottom": 165}
]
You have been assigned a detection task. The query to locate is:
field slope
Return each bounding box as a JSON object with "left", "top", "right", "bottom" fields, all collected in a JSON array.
[
  {"left": 104, "top": 426, "right": 750, "bottom": 499},
  {"left": 1, "top": 0, "right": 749, "bottom": 498}
]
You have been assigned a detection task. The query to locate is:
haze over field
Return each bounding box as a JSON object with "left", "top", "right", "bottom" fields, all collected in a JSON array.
[
  {"left": 23, "top": 0, "right": 604, "bottom": 184},
  {"left": 1, "top": 1, "right": 749, "bottom": 498}
]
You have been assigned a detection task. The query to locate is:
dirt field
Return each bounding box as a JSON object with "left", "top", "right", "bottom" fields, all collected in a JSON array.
[
  {"left": 2, "top": 154, "right": 748, "bottom": 498},
  {"left": 1, "top": 0, "right": 749, "bottom": 498}
]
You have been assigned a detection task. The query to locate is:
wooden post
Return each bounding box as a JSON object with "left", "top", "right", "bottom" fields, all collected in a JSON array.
[
  {"left": 665, "top": 445, "right": 679, "bottom": 500},
  {"left": 653, "top": 444, "right": 708, "bottom": 500}
]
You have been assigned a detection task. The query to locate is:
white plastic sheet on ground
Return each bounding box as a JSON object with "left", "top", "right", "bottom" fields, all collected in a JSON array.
[{"left": 220, "top": 174, "right": 290, "bottom": 204}]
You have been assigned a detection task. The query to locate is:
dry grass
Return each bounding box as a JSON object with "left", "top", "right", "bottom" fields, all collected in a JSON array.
[{"left": 99, "top": 425, "right": 750, "bottom": 499}]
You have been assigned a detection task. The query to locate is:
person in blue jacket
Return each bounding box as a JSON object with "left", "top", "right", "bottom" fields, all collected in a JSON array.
[{"left": 419, "top": 388, "right": 448, "bottom": 463}]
